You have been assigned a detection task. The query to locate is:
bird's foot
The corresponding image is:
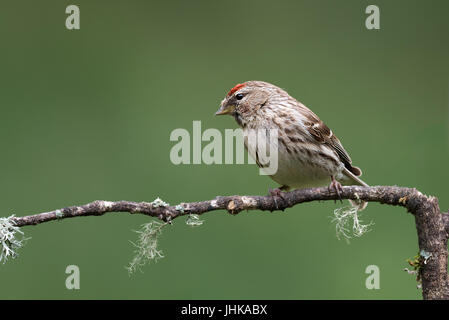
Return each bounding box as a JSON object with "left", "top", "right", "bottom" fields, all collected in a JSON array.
[
  {"left": 328, "top": 176, "right": 343, "bottom": 203},
  {"left": 268, "top": 186, "right": 287, "bottom": 211}
]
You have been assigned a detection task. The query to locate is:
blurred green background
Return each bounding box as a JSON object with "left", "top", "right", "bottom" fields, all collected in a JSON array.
[{"left": 0, "top": 0, "right": 448, "bottom": 299}]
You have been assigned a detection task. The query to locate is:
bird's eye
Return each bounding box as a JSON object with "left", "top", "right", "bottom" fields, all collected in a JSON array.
[{"left": 235, "top": 93, "right": 244, "bottom": 100}]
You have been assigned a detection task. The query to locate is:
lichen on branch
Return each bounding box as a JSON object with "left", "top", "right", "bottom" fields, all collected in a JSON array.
[
  {"left": 2, "top": 185, "right": 448, "bottom": 299},
  {"left": 0, "top": 215, "right": 29, "bottom": 263}
]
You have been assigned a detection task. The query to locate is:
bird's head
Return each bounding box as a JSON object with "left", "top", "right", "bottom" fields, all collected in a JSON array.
[{"left": 215, "top": 81, "right": 277, "bottom": 127}]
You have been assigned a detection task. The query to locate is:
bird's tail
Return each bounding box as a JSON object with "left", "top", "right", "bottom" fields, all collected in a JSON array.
[{"left": 343, "top": 167, "right": 368, "bottom": 211}]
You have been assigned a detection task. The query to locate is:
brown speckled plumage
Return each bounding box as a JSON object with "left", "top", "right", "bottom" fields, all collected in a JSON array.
[{"left": 216, "top": 81, "right": 368, "bottom": 207}]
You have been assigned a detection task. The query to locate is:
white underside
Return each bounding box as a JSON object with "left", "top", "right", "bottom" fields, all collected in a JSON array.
[
  {"left": 244, "top": 126, "right": 349, "bottom": 189},
  {"left": 267, "top": 143, "right": 348, "bottom": 189},
  {"left": 240, "top": 100, "right": 357, "bottom": 189}
]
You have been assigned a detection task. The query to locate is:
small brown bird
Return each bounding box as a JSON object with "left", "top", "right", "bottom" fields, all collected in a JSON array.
[{"left": 215, "top": 81, "right": 368, "bottom": 209}]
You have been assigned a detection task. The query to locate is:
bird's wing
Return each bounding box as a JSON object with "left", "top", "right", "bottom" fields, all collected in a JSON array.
[{"left": 303, "top": 112, "right": 362, "bottom": 177}]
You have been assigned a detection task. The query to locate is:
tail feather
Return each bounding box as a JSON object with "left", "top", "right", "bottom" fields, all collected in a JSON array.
[
  {"left": 343, "top": 167, "right": 369, "bottom": 187},
  {"left": 346, "top": 164, "right": 362, "bottom": 177}
]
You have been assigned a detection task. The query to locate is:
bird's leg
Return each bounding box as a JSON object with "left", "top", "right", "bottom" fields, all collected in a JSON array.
[
  {"left": 328, "top": 176, "right": 343, "bottom": 203},
  {"left": 268, "top": 185, "right": 288, "bottom": 210}
]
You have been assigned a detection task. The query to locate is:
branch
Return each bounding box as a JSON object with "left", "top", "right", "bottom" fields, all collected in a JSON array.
[
  {"left": 10, "top": 186, "right": 423, "bottom": 226},
  {"left": 8, "top": 185, "right": 449, "bottom": 299}
]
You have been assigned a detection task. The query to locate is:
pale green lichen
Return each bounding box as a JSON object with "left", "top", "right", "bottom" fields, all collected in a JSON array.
[
  {"left": 151, "top": 197, "right": 169, "bottom": 208},
  {"left": 126, "top": 221, "right": 168, "bottom": 274},
  {"left": 175, "top": 204, "right": 184, "bottom": 213},
  {"left": 331, "top": 205, "right": 373, "bottom": 242},
  {"left": 55, "top": 210, "right": 64, "bottom": 218},
  {"left": 0, "top": 215, "right": 29, "bottom": 264},
  {"left": 405, "top": 250, "right": 432, "bottom": 289},
  {"left": 419, "top": 250, "right": 432, "bottom": 264}
]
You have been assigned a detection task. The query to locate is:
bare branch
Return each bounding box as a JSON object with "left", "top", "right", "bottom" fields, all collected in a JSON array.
[
  {"left": 7, "top": 185, "right": 449, "bottom": 299},
  {"left": 10, "top": 186, "right": 422, "bottom": 227}
]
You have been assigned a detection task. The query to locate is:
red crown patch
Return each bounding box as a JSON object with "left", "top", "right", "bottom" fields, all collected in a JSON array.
[{"left": 227, "top": 83, "right": 246, "bottom": 96}]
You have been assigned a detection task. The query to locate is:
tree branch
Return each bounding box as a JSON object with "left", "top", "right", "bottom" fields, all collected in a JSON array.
[{"left": 9, "top": 185, "right": 449, "bottom": 299}]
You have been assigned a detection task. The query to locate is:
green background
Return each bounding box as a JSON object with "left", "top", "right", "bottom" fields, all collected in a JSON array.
[{"left": 0, "top": 0, "right": 448, "bottom": 299}]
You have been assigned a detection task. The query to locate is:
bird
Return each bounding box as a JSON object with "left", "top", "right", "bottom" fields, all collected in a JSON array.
[{"left": 215, "top": 80, "right": 368, "bottom": 210}]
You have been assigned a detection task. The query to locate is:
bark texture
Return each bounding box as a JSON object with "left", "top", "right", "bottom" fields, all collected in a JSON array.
[{"left": 10, "top": 185, "right": 449, "bottom": 299}]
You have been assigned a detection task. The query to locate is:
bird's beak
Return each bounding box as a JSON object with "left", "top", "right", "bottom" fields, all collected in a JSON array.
[{"left": 215, "top": 104, "right": 235, "bottom": 116}]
